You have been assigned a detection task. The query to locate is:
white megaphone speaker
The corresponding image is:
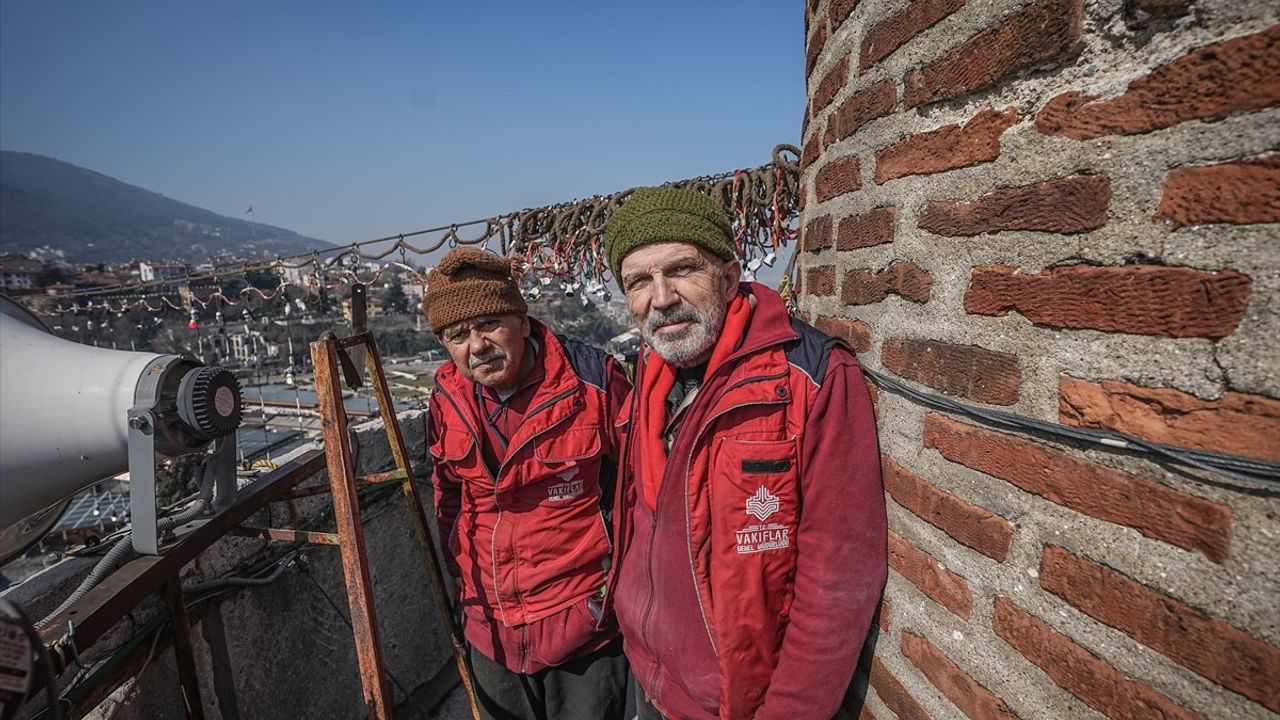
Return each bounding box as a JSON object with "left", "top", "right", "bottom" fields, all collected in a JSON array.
[{"left": 0, "top": 295, "right": 243, "bottom": 564}]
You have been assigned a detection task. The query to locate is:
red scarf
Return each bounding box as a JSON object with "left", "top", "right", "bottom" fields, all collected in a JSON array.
[{"left": 636, "top": 293, "right": 752, "bottom": 509}]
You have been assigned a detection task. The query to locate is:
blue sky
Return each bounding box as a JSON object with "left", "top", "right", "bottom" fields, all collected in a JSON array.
[{"left": 0, "top": 1, "right": 804, "bottom": 246}]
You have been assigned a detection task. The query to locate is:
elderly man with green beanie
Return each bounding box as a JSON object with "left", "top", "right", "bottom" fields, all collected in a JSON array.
[
  {"left": 600, "top": 187, "right": 887, "bottom": 720},
  {"left": 422, "top": 247, "right": 631, "bottom": 720}
]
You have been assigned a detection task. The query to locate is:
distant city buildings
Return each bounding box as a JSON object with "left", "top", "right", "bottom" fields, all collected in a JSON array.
[
  {"left": 229, "top": 329, "right": 280, "bottom": 365},
  {"left": 138, "top": 260, "right": 188, "bottom": 283},
  {"left": 340, "top": 295, "right": 385, "bottom": 324},
  {"left": 0, "top": 254, "right": 42, "bottom": 291}
]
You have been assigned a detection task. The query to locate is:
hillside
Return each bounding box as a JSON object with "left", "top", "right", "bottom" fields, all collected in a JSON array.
[{"left": 0, "top": 151, "right": 332, "bottom": 263}]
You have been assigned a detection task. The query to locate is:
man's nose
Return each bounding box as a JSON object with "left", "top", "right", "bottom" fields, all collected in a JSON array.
[
  {"left": 650, "top": 276, "right": 679, "bottom": 310},
  {"left": 465, "top": 332, "right": 489, "bottom": 356}
]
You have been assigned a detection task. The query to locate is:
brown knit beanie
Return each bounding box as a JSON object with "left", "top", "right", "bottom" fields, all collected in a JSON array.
[{"left": 423, "top": 248, "right": 527, "bottom": 334}]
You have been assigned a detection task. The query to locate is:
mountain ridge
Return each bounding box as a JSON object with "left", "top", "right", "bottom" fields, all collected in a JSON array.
[{"left": 0, "top": 151, "right": 332, "bottom": 263}]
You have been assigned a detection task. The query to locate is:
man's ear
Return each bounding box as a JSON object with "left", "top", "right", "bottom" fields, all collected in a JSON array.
[
  {"left": 722, "top": 258, "right": 742, "bottom": 293},
  {"left": 520, "top": 313, "right": 531, "bottom": 338}
]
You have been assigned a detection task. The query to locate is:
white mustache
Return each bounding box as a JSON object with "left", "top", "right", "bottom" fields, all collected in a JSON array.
[
  {"left": 468, "top": 347, "right": 507, "bottom": 369},
  {"left": 645, "top": 305, "right": 700, "bottom": 333}
]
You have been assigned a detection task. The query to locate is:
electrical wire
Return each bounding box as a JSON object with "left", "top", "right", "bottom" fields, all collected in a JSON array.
[
  {"left": 860, "top": 366, "right": 1280, "bottom": 490},
  {"left": 35, "top": 455, "right": 221, "bottom": 630},
  {"left": 24, "top": 472, "right": 409, "bottom": 717},
  {"left": 29, "top": 612, "right": 168, "bottom": 720}
]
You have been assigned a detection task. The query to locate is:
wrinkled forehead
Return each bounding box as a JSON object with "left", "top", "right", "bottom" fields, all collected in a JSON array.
[{"left": 620, "top": 242, "right": 724, "bottom": 277}]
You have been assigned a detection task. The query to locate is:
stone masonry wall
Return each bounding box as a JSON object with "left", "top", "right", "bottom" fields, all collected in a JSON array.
[{"left": 799, "top": 0, "right": 1278, "bottom": 717}]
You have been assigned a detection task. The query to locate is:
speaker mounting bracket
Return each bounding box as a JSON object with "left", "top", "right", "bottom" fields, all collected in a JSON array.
[{"left": 126, "top": 408, "right": 160, "bottom": 555}]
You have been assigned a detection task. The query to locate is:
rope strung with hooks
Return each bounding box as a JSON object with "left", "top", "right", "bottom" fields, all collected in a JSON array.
[
  {"left": 510, "top": 144, "right": 801, "bottom": 290},
  {"left": 29, "top": 145, "right": 802, "bottom": 316}
]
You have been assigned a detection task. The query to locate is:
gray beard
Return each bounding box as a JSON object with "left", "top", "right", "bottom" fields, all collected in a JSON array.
[{"left": 641, "top": 296, "right": 727, "bottom": 367}]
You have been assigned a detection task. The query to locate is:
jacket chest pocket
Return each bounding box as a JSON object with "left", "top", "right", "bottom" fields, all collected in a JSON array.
[
  {"left": 710, "top": 437, "right": 800, "bottom": 560},
  {"left": 528, "top": 425, "right": 603, "bottom": 505},
  {"left": 430, "top": 429, "right": 487, "bottom": 483}
]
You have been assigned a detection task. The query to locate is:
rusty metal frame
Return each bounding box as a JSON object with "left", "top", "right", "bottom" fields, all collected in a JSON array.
[
  {"left": 163, "top": 579, "right": 204, "bottom": 719},
  {"left": 308, "top": 330, "right": 482, "bottom": 720},
  {"left": 226, "top": 527, "right": 341, "bottom": 545},
  {"left": 312, "top": 334, "right": 394, "bottom": 718},
  {"left": 362, "top": 334, "right": 481, "bottom": 720},
  {"left": 32, "top": 451, "right": 327, "bottom": 704}
]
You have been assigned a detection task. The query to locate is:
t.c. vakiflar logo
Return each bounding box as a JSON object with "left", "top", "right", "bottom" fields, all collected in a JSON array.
[{"left": 745, "top": 486, "right": 780, "bottom": 521}]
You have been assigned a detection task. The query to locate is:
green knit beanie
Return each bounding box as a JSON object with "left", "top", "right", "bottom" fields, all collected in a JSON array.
[{"left": 603, "top": 186, "right": 735, "bottom": 282}]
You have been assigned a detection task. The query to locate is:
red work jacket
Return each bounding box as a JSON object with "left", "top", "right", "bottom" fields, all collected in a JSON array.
[
  {"left": 609, "top": 284, "right": 887, "bottom": 719},
  {"left": 429, "top": 319, "right": 629, "bottom": 672}
]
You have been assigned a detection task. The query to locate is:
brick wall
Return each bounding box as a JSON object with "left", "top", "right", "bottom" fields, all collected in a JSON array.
[{"left": 800, "top": 1, "right": 1279, "bottom": 717}]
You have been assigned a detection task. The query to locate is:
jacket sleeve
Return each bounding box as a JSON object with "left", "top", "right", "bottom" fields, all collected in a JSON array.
[
  {"left": 428, "top": 393, "right": 463, "bottom": 580},
  {"left": 754, "top": 349, "right": 887, "bottom": 719}
]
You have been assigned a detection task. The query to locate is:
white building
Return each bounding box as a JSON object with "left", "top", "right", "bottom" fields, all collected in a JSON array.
[{"left": 138, "top": 261, "right": 188, "bottom": 283}]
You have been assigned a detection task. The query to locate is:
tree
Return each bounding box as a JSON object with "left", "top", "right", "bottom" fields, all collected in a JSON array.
[
  {"left": 382, "top": 280, "right": 408, "bottom": 314},
  {"left": 35, "top": 264, "right": 72, "bottom": 287}
]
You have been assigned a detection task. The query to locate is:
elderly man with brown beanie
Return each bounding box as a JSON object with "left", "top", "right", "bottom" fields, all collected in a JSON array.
[
  {"left": 422, "top": 247, "right": 631, "bottom": 720},
  {"left": 600, "top": 187, "right": 887, "bottom": 720}
]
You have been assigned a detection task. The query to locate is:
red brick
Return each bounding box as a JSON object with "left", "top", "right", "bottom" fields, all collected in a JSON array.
[
  {"left": 879, "top": 598, "right": 892, "bottom": 631},
  {"left": 1036, "top": 27, "right": 1280, "bottom": 140},
  {"left": 875, "top": 107, "right": 1018, "bottom": 184},
  {"left": 806, "top": 21, "right": 829, "bottom": 78},
  {"left": 1042, "top": 546, "right": 1280, "bottom": 712},
  {"left": 882, "top": 456, "right": 1014, "bottom": 561},
  {"left": 870, "top": 656, "right": 930, "bottom": 720},
  {"left": 881, "top": 338, "right": 1020, "bottom": 406},
  {"left": 903, "top": 0, "right": 1083, "bottom": 108},
  {"left": 828, "top": 80, "right": 897, "bottom": 143},
  {"left": 814, "top": 315, "right": 873, "bottom": 353},
  {"left": 923, "top": 414, "right": 1232, "bottom": 562},
  {"left": 837, "top": 207, "right": 896, "bottom": 251},
  {"left": 815, "top": 156, "right": 863, "bottom": 202},
  {"left": 1154, "top": 155, "right": 1280, "bottom": 228},
  {"left": 964, "top": 264, "right": 1252, "bottom": 340},
  {"left": 918, "top": 175, "right": 1109, "bottom": 236},
  {"left": 807, "top": 265, "right": 837, "bottom": 296},
  {"left": 802, "top": 215, "right": 833, "bottom": 252},
  {"left": 993, "top": 597, "right": 1206, "bottom": 720},
  {"left": 861, "top": 0, "right": 966, "bottom": 70},
  {"left": 828, "top": 0, "right": 860, "bottom": 28},
  {"left": 901, "top": 633, "right": 1016, "bottom": 719},
  {"left": 887, "top": 530, "right": 973, "bottom": 618},
  {"left": 801, "top": 131, "right": 821, "bottom": 173},
  {"left": 1060, "top": 377, "right": 1280, "bottom": 463},
  {"left": 843, "top": 262, "right": 932, "bottom": 305},
  {"left": 812, "top": 55, "right": 850, "bottom": 116}
]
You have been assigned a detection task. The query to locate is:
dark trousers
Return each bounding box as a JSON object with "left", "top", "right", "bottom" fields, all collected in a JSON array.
[
  {"left": 467, "top": 637, "right": 628, "bottom": 720},
  {"left": 634, "top": 683, "right": 666, "bottom": 720}
]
